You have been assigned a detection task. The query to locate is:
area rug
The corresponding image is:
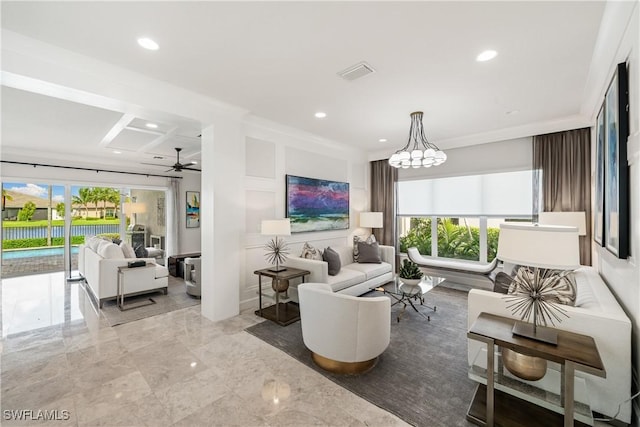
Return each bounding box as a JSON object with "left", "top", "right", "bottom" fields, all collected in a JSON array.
[
  {"left": 245, "top": 285, "right": 476, "bottom": 427},
  {"left": 99, "top": 277, "right": 200, "bottom": 326}
]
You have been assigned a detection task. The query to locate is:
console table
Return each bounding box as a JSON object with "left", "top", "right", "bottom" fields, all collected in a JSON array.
[
  {"left": 467, "top": 312, "right": 605, "bottom": 427},
  {"left": 254, "top": 267, "right": 309, "bottom": 326}
]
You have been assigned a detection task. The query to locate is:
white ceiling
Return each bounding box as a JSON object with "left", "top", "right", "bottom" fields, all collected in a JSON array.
[{"left": 1, "top": 1, "right": 606, "bottom": 168}]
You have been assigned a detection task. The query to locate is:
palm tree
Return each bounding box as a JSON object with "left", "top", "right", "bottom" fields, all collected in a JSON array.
[
  {"left": 72, "top": 187, "right": 92, "bottom": 218},
  {"left": 106, "top": 188, "right": 121, "bottom": 218}
]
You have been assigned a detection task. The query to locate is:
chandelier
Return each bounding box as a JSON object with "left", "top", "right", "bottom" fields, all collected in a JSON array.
[{"left": 388, "top": 111, "right": 447, "bottom": 169}]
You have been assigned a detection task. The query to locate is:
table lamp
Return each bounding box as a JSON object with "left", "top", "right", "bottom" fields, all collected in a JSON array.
[
  {"left": 261, "top": 219, "right": 291, "bottom": 273},
  {"left": 360, "top": 212, "right": 383, "bottom": 240},
  {"left": 497, "top": 223, "right": 580, "bottom": 344},
  {"left": 538, "top": 211, "right": 586, "bottom": 236}
]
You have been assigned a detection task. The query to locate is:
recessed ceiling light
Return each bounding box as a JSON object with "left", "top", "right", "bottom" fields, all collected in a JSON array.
[
  {"left": 379, "top": 138, "right": 388, "bottom": 143},
  {"left": 145, "top": 123, "right": 158, "bottom": 129},
  {"left": 137, "top": 37, "right": 159, "bottom": 51},
  {"left": 113, "top": 150, "right": 122, "bottom": 154},
  {"left": 314, "top": 112, "right": 327, "bottom": 119},
  {"left": 476, "top": 50, "right": 498, "bottom": 62}
]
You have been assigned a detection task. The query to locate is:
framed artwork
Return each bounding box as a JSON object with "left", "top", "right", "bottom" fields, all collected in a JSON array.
[
  {"left": 603, "top": 62, "right": 629, "bottom": 258},
  {"left": 594, "top": 105, "right": 605, "bottom": 246},
  {"left": 186, "top": 191, "right": 200, "bottom": 228},
  {"left": 286, "top": 175, "right": 349, "bottom": 233}
]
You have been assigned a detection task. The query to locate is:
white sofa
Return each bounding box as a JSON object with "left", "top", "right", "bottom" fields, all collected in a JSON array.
[
  {"left": 298, "top": 282, "right": 391, "bottom": 373},
  {"left": 467, "top": 266, "right": 632, "bottom": 423},
  {"left": 284, "top": 245, "right": 395, "bottom": 297},
  {"left": 79, "top": 236, "right": 169, "bottom": 308}
]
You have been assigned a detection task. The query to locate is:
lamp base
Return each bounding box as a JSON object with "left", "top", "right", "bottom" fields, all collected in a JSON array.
[
  {"left": 512, "top": 322, "right": 558, "bottom": 345},
  {"left": 268, "top": 266, "right": 287, "bottom": 273}
]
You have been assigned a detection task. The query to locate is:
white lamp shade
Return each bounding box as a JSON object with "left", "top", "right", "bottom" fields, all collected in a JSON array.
[
  {"left": 124, "top": 202, "right": 146, "bottom": 214},
  {"left": 497, "top": 223, "right": 580, "bottom": 269},
  {"left": 360, "top": 212, "right": 383, "bottom": 228},
  {"left": 261, "top": 219, "right": 291, "bottom": 236},
  {"left": 538, "top": 211, "right": 586, "bottom": 236}
]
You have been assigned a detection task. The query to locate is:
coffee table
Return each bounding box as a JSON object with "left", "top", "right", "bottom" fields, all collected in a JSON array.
[{"left": 373, "top": 274, "right": 445, "bottom": 322}]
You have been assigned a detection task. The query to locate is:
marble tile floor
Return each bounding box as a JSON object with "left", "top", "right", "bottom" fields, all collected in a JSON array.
[{"left": 1, "top": 272, "right": 409, "bottom": 427}]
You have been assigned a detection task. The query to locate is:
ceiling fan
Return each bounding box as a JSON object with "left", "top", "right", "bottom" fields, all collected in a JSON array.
[{"left": 142, "top": 147, "right": 201, "bottom": 172}]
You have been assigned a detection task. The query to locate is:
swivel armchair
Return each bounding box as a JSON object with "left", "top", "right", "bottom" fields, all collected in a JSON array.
[
  {"left": 184, "top": 257, "right": 201, "bottom": 297},
  {"left": 298, "top": 282, "right": 390, "bottom": 374}
]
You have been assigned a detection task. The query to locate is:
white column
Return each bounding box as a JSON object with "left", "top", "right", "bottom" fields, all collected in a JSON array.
[{"left": 201, "top": 115, "right": 245, "bottom": 322}]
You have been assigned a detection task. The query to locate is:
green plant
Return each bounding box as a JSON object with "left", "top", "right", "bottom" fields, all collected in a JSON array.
[
  {"left": 17, "top": 201, "right": 36, "bottom": 221},
  {"left": 399, "top": 259, "right": 423, "bottom": 280}
]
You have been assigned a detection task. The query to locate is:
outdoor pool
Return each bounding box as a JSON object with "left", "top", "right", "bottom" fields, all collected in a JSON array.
[{"left": 2, "top": 247, "right": 79, "bottom": 260}]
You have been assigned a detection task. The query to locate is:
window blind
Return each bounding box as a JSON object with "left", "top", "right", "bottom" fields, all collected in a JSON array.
[{"left": 397, "top": 170, "right": 534, "bottom": 217}]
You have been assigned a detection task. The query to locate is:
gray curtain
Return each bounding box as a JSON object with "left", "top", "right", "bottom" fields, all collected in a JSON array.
[
  {"left": 370, "top": 160, "right": 397, "bottom": 248},
  {"left": 533, "top": 128, "right": 591, "bottom": 265}
]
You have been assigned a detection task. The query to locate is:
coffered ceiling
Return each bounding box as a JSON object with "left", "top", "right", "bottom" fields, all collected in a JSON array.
[{"left": 1, "top": 1, "right": 606, "bottom": 169}]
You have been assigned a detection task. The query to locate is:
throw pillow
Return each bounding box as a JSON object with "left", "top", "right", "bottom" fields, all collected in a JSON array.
[
  {"left": 300, "top": 242, "right": 323, "bottom": 261},
  {"left": 323, "top": 246, "right": 341, "bottom": 276},
  {"left": 134, "top": 244, "right": 148, "bottom": 259},
  {"left": 353, "top": 234, "right": 376, "bottom": 262},
  {"left": 508, "top": 267, "right": 577, "bottom": 306},
  {"left": 119, "top": 242, "right": 136, "bottom": 259},
  {"left": 356, "top": 241, "right": 382, "bottom": 263},
  {"left": 492, "top": 272, "right": 513, "bottom": 294}
]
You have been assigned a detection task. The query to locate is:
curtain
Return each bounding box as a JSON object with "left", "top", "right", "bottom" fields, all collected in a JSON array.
[
  {"left": 533, "top": 128, "right": 591, "bottom": 265},
  {"left": 166, "top": 177, "right": 180, "bottom": 257},
  {"left": 370, "top": 160, "right": 397, "bottom": 248}
]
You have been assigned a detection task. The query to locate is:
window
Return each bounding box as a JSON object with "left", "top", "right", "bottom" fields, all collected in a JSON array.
[{"left": 397, "top": 170, "right": 537, "bottom": 263}]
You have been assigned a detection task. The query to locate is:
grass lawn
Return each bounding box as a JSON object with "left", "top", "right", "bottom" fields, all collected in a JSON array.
[{"left": 2, "top": 218, "right": 120, "bottom": 227}]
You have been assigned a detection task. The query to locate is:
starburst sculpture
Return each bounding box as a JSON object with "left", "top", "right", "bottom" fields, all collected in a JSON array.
[
  {"left": 505, "top": 267, "right": 569, "bottom": 335},
  {"left": 264, "top": 236, "right": 290, "bottom": 272}
]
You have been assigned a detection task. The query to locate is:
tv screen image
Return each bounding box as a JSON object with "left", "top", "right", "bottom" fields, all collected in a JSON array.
[{"left": 286, "top": 175, "right": 349, "bottom": 233}]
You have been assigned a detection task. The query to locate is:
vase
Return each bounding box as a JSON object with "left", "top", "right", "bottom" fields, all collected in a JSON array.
[
  {"left": 400, "top": 278, "right": 421, "bottom": 286},
  {"left": 501, "top": 347, "right": 547, "bottom": 381},
  {"left": 272, "top": 278, "right": 289, "bottom": 293}
]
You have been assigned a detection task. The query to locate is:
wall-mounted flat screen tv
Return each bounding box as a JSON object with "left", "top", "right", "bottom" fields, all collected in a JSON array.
[{"left": 286, "top": 175, "right": 349, "bottom": 233}]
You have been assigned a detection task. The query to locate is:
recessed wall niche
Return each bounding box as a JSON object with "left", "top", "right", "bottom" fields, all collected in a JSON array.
[{"left": 246, "top": 137, "right": 276, "bottom": 178}]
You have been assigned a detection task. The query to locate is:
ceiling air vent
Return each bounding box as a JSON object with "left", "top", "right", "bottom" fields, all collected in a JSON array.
[{"left": 337, "top": 61, "right": 375, "bottom": 81}]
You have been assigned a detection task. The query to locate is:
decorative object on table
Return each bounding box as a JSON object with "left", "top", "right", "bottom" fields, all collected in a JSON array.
[
  {"left": 388, "top": 111, "right": 447, "bottom": 169},
  {"left": 359, "top": 212, "right": 383, "bottom": 240},
  {"left": 285, "top": 175, "right": 349, "bottom": 233},
  {"left": 186, "top": 191, "right": 200, "bottom": 228},
  {"left": 261, "top": 219, "right": 291, "bottom": 292},
  {"left": 601, "top": 62, "right": 630, "bottom": 258},
  {"left": 497, "top": 223, "right": 580, "bottom": 381},
  {"left": 398, "top": 258, "right": 423, "bottom": 286},
  {"left": 497, "top": 223, "right": 580, "bottom": 344}
]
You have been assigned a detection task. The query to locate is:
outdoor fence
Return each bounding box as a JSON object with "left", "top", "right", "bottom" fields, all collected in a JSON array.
[{"left": 2, "top": 224, "right": 119, "bottom": 240}]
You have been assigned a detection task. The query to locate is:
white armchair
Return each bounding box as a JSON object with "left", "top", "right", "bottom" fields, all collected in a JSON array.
[{"left": 298, "top": 282, "right": 391, "bottom": 374}]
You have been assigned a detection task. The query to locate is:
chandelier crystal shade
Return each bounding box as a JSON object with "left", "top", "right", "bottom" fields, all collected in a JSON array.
[{"left": 388, "top": 111, "right": 447, "bottom": 169}]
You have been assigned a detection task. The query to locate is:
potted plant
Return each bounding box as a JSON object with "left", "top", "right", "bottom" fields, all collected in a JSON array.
[{"left": 399, "top": 258, "right": 423, "bottom": 286}]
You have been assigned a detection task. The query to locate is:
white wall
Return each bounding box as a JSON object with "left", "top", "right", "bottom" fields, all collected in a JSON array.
[
  {"left": 177, "top": 172, "right": 202, "bottom": 254},
  {"left": 240, "top": 117, "right": 370, "bottom": 311},
  {"left": 587, "top": 2, "right": 640, "bottom": 423}
]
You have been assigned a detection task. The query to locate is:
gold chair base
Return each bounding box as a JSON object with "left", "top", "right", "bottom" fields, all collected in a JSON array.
[{"left": 311, "top": 352, "right": 377, "bottom": 375}]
